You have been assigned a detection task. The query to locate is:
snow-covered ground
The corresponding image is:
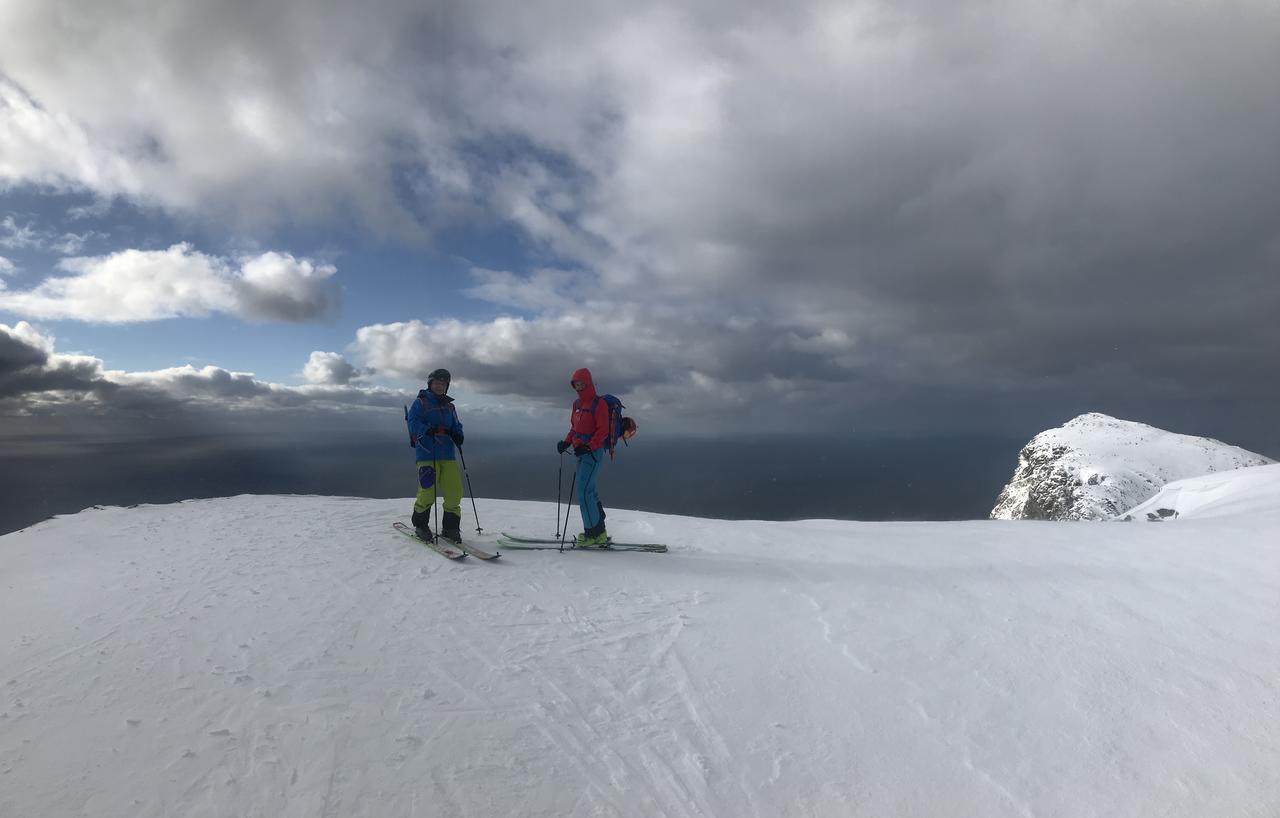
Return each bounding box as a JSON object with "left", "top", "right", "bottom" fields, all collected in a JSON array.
[
  {"left": 3, "top": 492, "right": 1280, "bottom": 817},
  {"left": 1124, "top": 462, "right": 1280, "bottom": 521}
]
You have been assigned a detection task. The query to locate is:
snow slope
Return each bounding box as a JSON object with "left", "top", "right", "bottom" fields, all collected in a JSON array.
[
  {"left": 4, "top": 495, "right": 1280, "bottom": 817},
  {"left": 990, "top": 412, "right": 1273, "bottom": 520},
  {"left": 1123, "top": 462, "right": 1280, "bottom": 521}
]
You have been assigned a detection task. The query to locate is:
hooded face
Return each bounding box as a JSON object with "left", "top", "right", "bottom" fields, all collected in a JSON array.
[{"left": 570, "top": 367, "right": 595, "bottom": 400}]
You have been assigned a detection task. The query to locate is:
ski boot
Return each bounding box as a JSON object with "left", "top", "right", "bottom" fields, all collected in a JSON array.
[
  {"left": 411, "top": 509, "right": 435, "bottom": 543},
  {"left": 575, "top": 522, "right": 609, "bottom": 548},
  {"left": 440, "top": 511, "right": 463, "bottom": 545}
]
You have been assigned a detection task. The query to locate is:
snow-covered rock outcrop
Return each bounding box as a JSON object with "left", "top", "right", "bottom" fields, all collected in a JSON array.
[{"left": 990, "top": 413, "right": 1273, "bottom": 520}]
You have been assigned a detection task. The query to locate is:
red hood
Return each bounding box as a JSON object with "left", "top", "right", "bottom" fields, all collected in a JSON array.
[{"left": 571, "top": 367, "right": 597, "bottom": 402}]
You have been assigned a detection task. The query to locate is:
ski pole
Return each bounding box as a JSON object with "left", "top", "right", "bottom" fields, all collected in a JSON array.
[
  {"left": 555, "top": 452, "right": 564, "bottom": 537},
  {"left": 559, "top": 470, "right": 576, "bottom": 552},
  {"left": 456, "top": 443, "right": 483, "bottom": 535},
  {"left": 431, "top": 441, "right": 439, "bottom": 540}
]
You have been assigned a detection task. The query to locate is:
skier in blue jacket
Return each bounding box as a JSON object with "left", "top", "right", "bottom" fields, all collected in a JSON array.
[{"left": 406, "top": 368, "right": 465, "bottom": 543}]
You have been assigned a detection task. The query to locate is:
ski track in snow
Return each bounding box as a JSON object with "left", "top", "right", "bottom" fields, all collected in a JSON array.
[{"left": 2, "top": 494, "right": 1280, "bottom": 817}]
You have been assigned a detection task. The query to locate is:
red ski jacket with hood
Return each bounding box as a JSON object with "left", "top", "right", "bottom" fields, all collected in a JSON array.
[{"left": 564, "top": 367, "right": 610, "bottom": 451}]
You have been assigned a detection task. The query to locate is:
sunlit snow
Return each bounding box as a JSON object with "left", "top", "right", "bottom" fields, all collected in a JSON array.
[{"left": 3, "top": 480, "right": 1279, "bottom": 816}]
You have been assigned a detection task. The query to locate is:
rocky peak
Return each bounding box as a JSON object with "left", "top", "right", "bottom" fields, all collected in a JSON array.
[{"left": 990, "top": 413, "right": 1273, "bottom": 521}]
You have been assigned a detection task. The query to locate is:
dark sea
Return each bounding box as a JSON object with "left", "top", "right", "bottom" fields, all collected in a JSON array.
[{"left": 0, "top": 432, "right": 1024, "bottom": 535}]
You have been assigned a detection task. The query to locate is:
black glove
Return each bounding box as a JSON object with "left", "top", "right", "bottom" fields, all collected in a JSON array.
[
  {"left": 556, "top": 440, "right": 570, "bottom": 454},
  {"left": 448, "top": 429, "right": 464, "bottom": 447},
  {"left": 573, "top": 444, "right": 591, "bottom": 457}
]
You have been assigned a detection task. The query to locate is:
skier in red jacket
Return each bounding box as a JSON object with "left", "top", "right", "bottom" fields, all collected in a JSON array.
[{"left": 556, "top": 367, "right": 610, "bottom": 546}]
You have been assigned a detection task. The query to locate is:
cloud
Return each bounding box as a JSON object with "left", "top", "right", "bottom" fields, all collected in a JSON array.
[
  {"left": 0, "top": 256, "right": 14, "bottom": 276},
  {"left": 0, "top": 243, "right": 337, "bottom": 323},
  {"left": 463, "top": 266, "right": 584, "bottom": 313},
  {"left": 0, "top": 321, "right": 401, "bottom": 416},
  {"left": 0, "top": 216, "right": 43, "bottom": 249},
  {"left": 0, "top": 321, "right": 109, "bottom": 402},
  {"left": 3, "top": 0, "right": 1279, "bottom": 436},
  {"left": 351, "top": 305, "right": 873, "bottom": 422},
  {"left": 301, "top": 351, "right": 356, "bottom": 386},
  {"left": 234, "top": 251, "right": 339, "bottom": 322},
  {"left": 0, "top": 320, "right": 50, "bottom": 370},
  {"left": 0, "top": 77, "right": 143, "bottom": 198},
  {"left": 0, "top": 216, "right": 98, "bottom": 258}
]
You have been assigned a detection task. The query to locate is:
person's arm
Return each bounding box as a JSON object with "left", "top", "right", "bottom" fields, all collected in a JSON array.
[
  {"left": 407, "top": 398, "right": 433, "bottom": 442},
  {"left": 448, "top": 407, "right": 464, "bottom": 446},
  {"left": 564, "top": 400, "right": 578, "bottom": 444}
]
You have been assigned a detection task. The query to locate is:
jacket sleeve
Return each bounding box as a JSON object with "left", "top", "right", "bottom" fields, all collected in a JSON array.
[
  {"left": 564, "top": 401, "right": 578, "bottom": 444},
  {"left": 587, "top": 398, "right": 609, "bottom": 450},
  {"left": 449, "top": 406, "right": 463, "bottom": 437},
  {"left": 407, "top": 398, "right": 431, "bottom": 440}
]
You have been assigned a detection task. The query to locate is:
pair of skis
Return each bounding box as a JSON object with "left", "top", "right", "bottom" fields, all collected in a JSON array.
[
  {"left": 496, "top": 532, "right": 668, "bottom": 553},
  {"left": 393, "top": 522, "right": 668, "bottom": 559},
  {"left": 392, "top": 521, "right": 499, "bottom": 560}
]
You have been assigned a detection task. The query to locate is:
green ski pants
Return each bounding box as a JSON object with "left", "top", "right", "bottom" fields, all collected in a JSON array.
[{"left": 414, "top": 459, "right": 463, "bottom": 517}]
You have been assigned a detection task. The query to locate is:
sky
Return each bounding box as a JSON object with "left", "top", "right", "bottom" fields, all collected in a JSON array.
[{"left": 2, "top": 0, "right": 1279, "bottom": 450}]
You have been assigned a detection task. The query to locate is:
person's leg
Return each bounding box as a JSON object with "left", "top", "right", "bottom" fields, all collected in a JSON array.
[
  {"left": 438, "top": 460, "right": 464, "bottom": 542},
  {"left": 575, "top": 449, "right": 606, "bottom": 541},
  {"left": 413, "top": 462, "right": 439, "bottom": 513},
  {"left": 438, "top": 460, "right": 463, "bottom": 517},
  {"left": 412, "top": 461, "right": 438, "bottom": 537}
]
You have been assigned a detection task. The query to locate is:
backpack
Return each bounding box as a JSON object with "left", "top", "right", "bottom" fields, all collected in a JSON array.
[{"left": 595, "top": 394, "right": 637, "bottom": 458}]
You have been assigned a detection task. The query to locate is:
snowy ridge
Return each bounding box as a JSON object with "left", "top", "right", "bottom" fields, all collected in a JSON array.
[
  {"left": 4, "top": 494, "right": 1280, "bottom": 816},
  {"left": 1123, "top": 462, "right": 1280, "bottom": 521},
  {"left": 990, "top": 412, "right": 1273, "bottom": 521}
]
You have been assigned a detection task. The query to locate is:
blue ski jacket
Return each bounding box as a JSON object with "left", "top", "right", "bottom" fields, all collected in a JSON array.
[{"left": 407, "top": 389, "right": 464, "bottom": 462}]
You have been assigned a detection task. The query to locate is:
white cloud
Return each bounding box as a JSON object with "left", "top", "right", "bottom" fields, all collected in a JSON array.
[
  {"left": 234, "top": 252, "right": 338, "bottom": 322},
  {"left": 301, "top": 351, "right": 356, "bottom": 385},
  {"left": 0, "top": 244, "right": 337, "bottom": 323},
  {"left": 0, "top": 216, "right": 42, "bottom": 250},
  {"left": 2, "top": 320, "right": 55, "bottom": 354},
  {"left": 0, "top": 256, "right": 15, "bottom": 276},
  {"left": 1, "top": 321, "right": 402, "bottom": 413},
  {"left": 350, "top": 307, "right": 870, "bottom": 415},
  {"left": 464, "top": 266, "right": 583, "bottom": 313},
  {"left": 107, "top": 364, "right": 277, "bottom": 400},
  {"left": 0, "top": 216, "right": 97, "bottom": 255},
  {"left": 99, "top": 362, "right": 404, "bottom": 411},
  {"left": 100, "top": 362, "right": 404, "bottom": 410},
  {"left": 0, "top": 78, "right": 144, "bottom": 198},
  {"left": 49, "top": 231, "right": 95, "bottom": 255}
]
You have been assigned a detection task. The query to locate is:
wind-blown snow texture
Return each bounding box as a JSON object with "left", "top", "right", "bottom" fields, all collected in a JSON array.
[
  {"left": 4, "top": 492, "right": 1280, "bottom": 817},
  {"left": 990, "top": 412, "right": 1273, "bottom": 520},
  {"left": 1124, "top": 462, "right": 1280, "bottom": 522}
]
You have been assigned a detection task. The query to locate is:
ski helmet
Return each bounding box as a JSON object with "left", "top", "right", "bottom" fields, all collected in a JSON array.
[{"left": 428, "top": 368, "right": 451, "bottom": 386}]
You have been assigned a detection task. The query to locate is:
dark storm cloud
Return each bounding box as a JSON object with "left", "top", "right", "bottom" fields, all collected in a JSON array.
[
  {"left": 0, "top": 323, "right": 406, "bottom": 421},
  {"left": 0, "top": 324, "right": 106, "bottom": 400},
  {"left": 0, "top": 325, "right": 47, "bottom": 372},
  {"left": 340, "top": 0, "right": 1280, "bottom": 435}
]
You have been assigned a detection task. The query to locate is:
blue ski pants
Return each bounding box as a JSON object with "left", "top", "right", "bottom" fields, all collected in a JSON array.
[{"left": 575, "top": 448, "right": 606, "bottom": 531}]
